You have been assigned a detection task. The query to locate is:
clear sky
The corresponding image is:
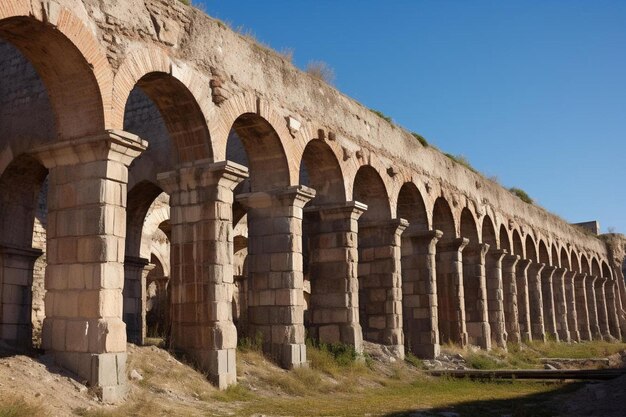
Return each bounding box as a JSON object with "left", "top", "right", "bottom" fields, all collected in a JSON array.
[{"left": 198, "top": 0, "right": 626, "bottom": 234}]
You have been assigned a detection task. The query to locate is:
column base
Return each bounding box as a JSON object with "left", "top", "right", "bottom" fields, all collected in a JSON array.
[
  {"left": 53, "top": 351, "right": 128, "bottom": 404},
  {"left": 570, "top": 330, "right": 581, "bottom": 342},
  {"left": 557, "top": 330, "right": 571, "bottom": 343},
  {"left": 467, "top": 322, "right": 491, "bottom": 350},
  {"left": 182, "top": 348, "right": 237, "bottom": 389},
  {"left": 520, "top": 331, "right": 532, "bottom": 342},
  {"left": 314, "top": 323, "right": 364, "bottom": 354},
  {"left": 274, "top": 342, "right": 307, "bottom": 369},
  {"left": 409, "top": 343, "right": 440, "bottom": 359}
]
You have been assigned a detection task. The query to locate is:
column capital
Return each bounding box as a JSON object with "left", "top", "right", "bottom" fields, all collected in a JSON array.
[
  {"left": 124, "top": 255, "right": 150, "bottom": 269},
  {"left": 438, "top": 237, "right": 469, "bottom": 253},
  {"left": 32, "top": 130, "right": 147, "bottom": 168},
  {"left": 360, "top": 218, "right": 409, "bottom": 235},
  {"left": 403, "top": 228, "right": 443, "bottom": 241},
  {"left": 542, "top": 265, "right": 557, "bottom": 275},
  {"left": 464, "top": 242, "right": 490, "bottom": 256},
  {"left": 594, "top": 276, "right": 608, "bottom": 287},
  {"left": 236, "top": 185, "right": 316, "bottom": 210},
  {"left": 158, "top": 159, "right": 249, "bottom": 194},
  {"left": 488, "top": 248, "right": 508, "bottom": 261},
  {"left": 527, "top": 261, "right": 545, "bottom": 275},
  {"left": 517, "top": 258, "right": 532, "bottom": 270},
  {"left": 304, "top": 200, "right": 367, "bottom": 220}
]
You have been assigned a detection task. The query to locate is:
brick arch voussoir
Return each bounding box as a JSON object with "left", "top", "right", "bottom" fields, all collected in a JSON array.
[
  {"left": 388, "top": 170, "right": 434, "bottom": 229},
  {"left": 294, "top": 128, "right": 351, "bottom": 203},
  {"left": 345, "top": 152, "right": 395, "bottom": 216},
  {"left": 209, "top": 92, "right": 298, "bottom": 185},
  {"left": 1, "top": 1, "right": 114, "bottom": 132}
]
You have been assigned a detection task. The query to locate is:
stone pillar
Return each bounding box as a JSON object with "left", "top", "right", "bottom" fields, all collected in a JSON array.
[
  {"left": 237, "top": 186, "right": 315, "bottom": 368},
  {"left": 502, "top": 254, "right": 521, "bottom": 343},
  {"left": 540, "top": 266, "right": 558, "bottom": 341},
  {"left": 527, "top": 262, "right": 546, "bottom": 342},
  {"left": 358, "top": 219, "right": 407, "bottom": 358},
  {"left": 401, "top": 229, "right": 442, "bottom": 359},
  {"left": 0, "top": 245, "right": 42, "bottom": 347},
  {"left": 594, "top": 277, "right": 611, "bottom": 340},
  {"left": 515, "top": 259, "right": 532, "bottom": 341},
  {"left": 606, "top": 280, "right": 622, "bottom": 340},
  {"left": 586, "top": 276, "right": 602, "bottom": 339},
  {"left": 564, "top": 271, "right": 580, "bottom": 342},
  {"left": 552, "top": 268, "right": 570, "bottom": 342},
  {"left": 463, "top": 243, "right": 491, "bottom": 350},
  {"left": 486, "top": 249, "right": 507, "bottom": 349},
  {"left": 303, "top": 201, "right": 366, "bottom": 352},
  {"left": 123, "top": 256, "right": 149, "bottom": 345},
  {"left": 575, "top": 273, "right": 592, "bottom": 341},
  {"left": 436, "top": 238, "right": 469, "bottom": 347},
  {"left": 35, "top": 131, "right": 146, "bottom": 402},
  {"left": 158, "top": 160, "right": 248, "bottom": 389}
]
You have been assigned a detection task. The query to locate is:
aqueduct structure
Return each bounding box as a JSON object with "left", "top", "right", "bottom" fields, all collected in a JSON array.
[{"left": 1, "top": 0, "right": 625, "bottom": 402}]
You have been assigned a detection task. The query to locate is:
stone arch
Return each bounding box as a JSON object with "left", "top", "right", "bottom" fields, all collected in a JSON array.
[
  {"left": 433, "top": 197, "right": 457, "bottom": 242},
  {"left": 397, "top": 182, "right": 432, "bottom": 356},
  {"left": 581, "top": 254, "right": 591, "bottom": 275},
  {"left": 397, "top": 182, "right": 428, "bottom": 231},
  {"left": 560, "top": 247, "right": 571, "bottom": 270},
  {"left": 118, "top": 61, "right": 213, "bottom": 164},
  {"left": 432, "top": 197, "right": 465, "bottom": 345},
  {"left": 125, "top": 181, "right": 164, "bottom": 259},
  {"left": 570, "top": 249, "right": 581, "bottom": 273},
  {"left": 499, "top": 224, "right": 511, "bottom": 252},
  {"left": 538, "top": 241, "right": 550, "bottom": 265},
  {"left": 211, "top": 93, "right": 299, "bottom": 185},
  {"left": 591, "top": 257, "right": 601, "bottom": 277},
  {"left": 525, "top": 235, "right": 538, "bottom": 262},
  {"left": 353, "top": 166, "right": 391, "bottom": 221},
  {"left": 227, "top": 113, "right": 290, "bottom": 191},
  {"left": 299, "top": 139, "right": 346, "bottom": 205},
  {"left": 601, "top": 261, "right": 613, "bottom": 280},
  {"left": 482, "top": 215, "right": 497, "bottom": 248},
  {"left": 0, "top": 7, "right": 112, "bottom": 139},
  {"left": 512, "top": 229, "right": 524, "bottom": 257},
  {"left": 551, "top": 244, "right": 559, "bottom": 268},
  {"left": 460, "top": 207, "right": 489, "bottom": 348}
]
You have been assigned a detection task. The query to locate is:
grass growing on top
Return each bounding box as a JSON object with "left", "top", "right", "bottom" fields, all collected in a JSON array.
[
  {"left": 509, "top": 187, "right": 533, "bottom": 204},
  {"left": 411, "top": 132, "right": 429, "bottom": 147},
  {"left": 370, "top": 109, "right": 393, "bottom": 124},
  {"left": 444, "top": 153, "right": 478, "bottom": 173}
]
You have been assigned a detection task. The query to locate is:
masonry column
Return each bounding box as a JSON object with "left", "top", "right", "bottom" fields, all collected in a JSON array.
[
  {"left": 552, "top": 268, "right": 570, "bottom": 342},
  {"left": 594, "top": 277, "right": 611, "bottom": 340},
  {"left": 303, "top": 201, "right": 366, "bottom": 352},
  {"left": 502, "top": 254, "right": 521, "bottom": 343},
  {"left": 402, "top": 229, "right": 442, "bottom": 359},
  {"left": 436, "top": 238, "right": 469, "bottom": 347},
  {"left": 463, "top": 243, "right": 491, "bottom": 350},
  {"left": 606, "top": 280, "right": 622, "bottom": 340},
  {"left": 238, "top": 186, "right": 315, "bottom": 368},
  {"left": 35, "top": 131, "right": 146, "bottom": 402},
  {"left": 0, "top": 245, "right": 42, "bottom": 347},
  {"left": 516, "top": 259, "right": 532, "bottom": 341},
  {"left": 586, "top": 276, "right": 602, "bottom": 339},
  {"left": 565, "top": 271, "right": 580, "bottom": 342},
  {"left": 575, "top": 273, "right": 592, "bottom": 341},
  {"left": 123, "top": 256, "right": 149, "bottom": 345},
  {"left": 540, "top": 266, "right": 558, "bottom": 341},
  {"left": 486, "top": 249, "right": 507, "bottom": 349},
  {"left": 158, "top": 160, "right": 248, "bottom": 388},
  {"left": 527, "top": 262, "right": 546, "bottom": 342},
  {"left": 358, "top": 219, "right": 407, "bottom": 358}
]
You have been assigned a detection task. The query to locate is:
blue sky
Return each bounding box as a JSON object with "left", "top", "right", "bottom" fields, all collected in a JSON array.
[{"left": 198, "top": 0, "right": 626, "bottom": 233}]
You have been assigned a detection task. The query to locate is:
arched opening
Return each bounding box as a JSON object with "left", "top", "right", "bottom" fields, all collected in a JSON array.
[
  {"left": 432, "top": 197, "right": 465, "bottom": 346},
  {"left": 354, "top": 166, "right": 404, "bottom": 354},
  {"left": 511, "top": 230, "right": 530, "bottom": 341},
  {"left": 397, "top": 183, "right": 433, "bottom": 357},
  {"left": 0, "top": 16, "right": 105, "bottom": 140},
  {"left": 525, "top": 235, "right": 545, "bottom": 341},
  {"left": 577, "top": 254, "right": 593, "bottom": 341},
  {"left": 500, "top": 225, "right": 520, "bottom": 343},
  {"left": 299, "top": 140, "right": 359, "bottom": 349},
  {"left": 461, "top": 208, "right": 489, "bottom": 349},
  {"left": 483, "top": 215, "right": 505, "bottom": 348},
  {"left": 229, "top": 113, "right": 308, "bottom": 368},
  {"left": 591, "top": 258, "right": 609, "bottom": 339},
  {"left": 536, "top": 240, "right": 555, "bottom": 340},
  {"left": 0, "top": 155, "right": 48, "bottom": 349}
]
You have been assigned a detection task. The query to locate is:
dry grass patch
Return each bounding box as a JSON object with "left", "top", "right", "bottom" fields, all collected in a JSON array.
[{"left": 0, "top": 396, "right": 46, "bottom": 417}]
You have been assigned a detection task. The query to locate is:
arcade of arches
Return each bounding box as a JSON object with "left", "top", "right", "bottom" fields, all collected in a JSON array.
[{"left": 1, "top": 0, "right": 625, "bottom": 404}]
